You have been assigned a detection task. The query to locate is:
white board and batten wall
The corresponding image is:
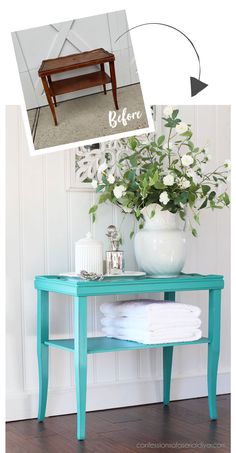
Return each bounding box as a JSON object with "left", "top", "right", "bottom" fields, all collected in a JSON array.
[
  {"left": 12, "top": 11, "right": 139, "bottom": 110},
  {"left": 6, "top": 105, "right": 230, "bottom": 421}
]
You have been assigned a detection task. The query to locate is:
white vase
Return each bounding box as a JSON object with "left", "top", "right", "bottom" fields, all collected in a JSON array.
[{"left": 134, "top": 204, "right": 186, "bottom": 277}]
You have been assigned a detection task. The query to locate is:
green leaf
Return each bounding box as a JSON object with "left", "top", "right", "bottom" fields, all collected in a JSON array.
[
  {"left": 176, "top": 191, "right": 189, "bottom": 204},
  {"left": 89, "top": 204, "right": 98, "bottom": 214},
  {"left": 209, "top": 191, "right": 216, "bottom": 200},
  {"left": 130, "top": 155, "right": 138, "bottom": 167},
  {"left": 154, "top": 181, "right": 165, "bottom": 190},
  {"left": 179, "top": 210, "right": 186, "bottom": 221},
  {"left": 172, "top": 109, "right": 179, "bottom": 119},
  {"left": 224, "top": 192, "right": 230, "bottom": 206},
  {"left": 159, "top": 154, "right": 166, "bottom": 164},
  {"left": 128, "top": 137, "right": 138, "bottom": 150},
  {"left": 157, "top": 135, "right": 165, "bottom": 146},
  {"left": 99, "top": 193, "right": 111, "bottom": 204},
  {"left": 181, "top": 130, "right": 192, "bottom": 138},
  {"left": 194, "top": 212, "right": 200, "bottom": 225},
  {"left": 202, "top": 185, "right": 211, "bottom": 196},
  {"left": 199, "top": 198, "right": 208, "bottom": 209},
  {"left": 130, "top": 230, "right": 134, "bottom": 239},
  {"left": 135, "top": 208, "right": 141, "bottom": 219},
  {"left": 187, "top": 141, "right": 194, "bottom": 151},
  {"left": 96, "top": 185, "right": 105, "bottom": 192},
  {"left": 192, "top": 228, "right": 198, "bottom": 237},
  {"left": 92, "top": 213, "right": 96, "bottom": 223},
  {"left": 188, "top": 191, "right": 196, "bottom": 207}
]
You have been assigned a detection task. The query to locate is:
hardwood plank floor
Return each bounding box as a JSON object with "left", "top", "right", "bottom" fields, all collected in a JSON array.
[{"left": 6, "top": 395, "right": 230, "bottom": 453}]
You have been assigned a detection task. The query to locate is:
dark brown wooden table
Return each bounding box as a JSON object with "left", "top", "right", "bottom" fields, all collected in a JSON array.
[{"left": 38, "top": 48, "right": 119, "bottom": 125}]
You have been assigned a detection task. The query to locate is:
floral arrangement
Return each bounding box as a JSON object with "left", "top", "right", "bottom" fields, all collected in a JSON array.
[{"left": 89, "top": 107, "right": 230, "bottom": 237}]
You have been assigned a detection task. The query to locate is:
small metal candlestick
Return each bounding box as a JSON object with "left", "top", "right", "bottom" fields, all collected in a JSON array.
[{"left": 106, "top": 225, "right": 124, "bottom": 275}]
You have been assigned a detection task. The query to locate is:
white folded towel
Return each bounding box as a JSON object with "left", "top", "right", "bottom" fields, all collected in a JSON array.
[
  {"left": 101, "top": 326, "right": 202, "bottom": 344},
  {"left": 101, "top": 316, "right": 201, "bottom": 330},
  {"left": 100, "top": 299, "right": 201, "bottom": 319}
]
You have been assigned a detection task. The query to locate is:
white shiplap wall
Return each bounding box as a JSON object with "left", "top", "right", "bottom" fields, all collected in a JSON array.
[
  {"left": 12, "top": 11, "right": 139, "bottom": 110},
  {"left": 6, "top": 105, "right": 230, "bottom": 421}
]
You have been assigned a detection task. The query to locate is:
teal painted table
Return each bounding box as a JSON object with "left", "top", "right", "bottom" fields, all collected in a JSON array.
[{"left": 34, "top": 273, "right": 224, "bottom": 441}]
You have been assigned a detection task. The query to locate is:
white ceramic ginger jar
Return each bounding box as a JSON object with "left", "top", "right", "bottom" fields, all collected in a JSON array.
[
  {"left": 75, "top": 232, "right": 103, "bottom": 274},
  {"left": 134, "top": 204, "right": 186, "bottom": 277}
]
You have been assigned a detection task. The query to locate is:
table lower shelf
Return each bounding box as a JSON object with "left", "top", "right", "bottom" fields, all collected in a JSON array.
[
  {"left": 44, "top": 336, "right": 209, "bottom": 354},
  {"left": 50, "top": 71, "right": 111, "bottom": 96}
]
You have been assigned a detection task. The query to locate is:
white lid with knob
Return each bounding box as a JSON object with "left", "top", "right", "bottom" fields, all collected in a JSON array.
[
  {"left": 75, "top": 232, "right": 102, "bottom": 246},
  {"left": 75, "top": 232, "right": 103, "bottom": 274}
]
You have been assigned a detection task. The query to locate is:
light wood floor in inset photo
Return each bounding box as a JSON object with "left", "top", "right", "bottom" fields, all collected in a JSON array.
[
  {"left": 28, "top": 83, "right": 149, "bottom": 151},
  {"left": 6, "top": 395, "right": 230, "bottom": 453}
]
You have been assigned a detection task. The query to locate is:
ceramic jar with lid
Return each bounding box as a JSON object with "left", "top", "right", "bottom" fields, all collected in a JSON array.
[{"left": 75, "top": 232, "right": 103, "bottom": 275}]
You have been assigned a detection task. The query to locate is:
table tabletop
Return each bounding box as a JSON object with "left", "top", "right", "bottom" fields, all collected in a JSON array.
[
  {"left": 34, "top": 273, "right": 224, "bottom": 297},
  {"left": 38, "top": 48, "right": 115, "bottom": 76}
]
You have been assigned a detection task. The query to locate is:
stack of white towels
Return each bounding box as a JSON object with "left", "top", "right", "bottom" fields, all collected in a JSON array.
[{"left": 100, "top": 299, "right": 202, "bottom": 344}]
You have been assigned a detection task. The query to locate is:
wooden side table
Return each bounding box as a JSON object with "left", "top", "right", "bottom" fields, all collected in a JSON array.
[
  {"left": 34, "top": 273, "right": 224, "bottom": 441},
  {"left": 38, "top": 48, "right": 119, "bottom": 125}
]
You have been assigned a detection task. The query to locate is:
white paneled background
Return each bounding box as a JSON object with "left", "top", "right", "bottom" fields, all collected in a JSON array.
[
  {"left": 12, "top": 11, "right": 139, "bottom": 110},
  {"left": 6, "top": 105, "right": 230, "bottom": 421}
]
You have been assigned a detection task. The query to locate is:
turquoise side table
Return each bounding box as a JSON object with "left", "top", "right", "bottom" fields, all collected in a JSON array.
[{"left": 34, "top": 273, "right": 224, "bottom": 441}]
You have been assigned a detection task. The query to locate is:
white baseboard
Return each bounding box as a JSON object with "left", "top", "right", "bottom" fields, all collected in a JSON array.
[{"left": 6, "top": 371, "right": 230, "bottom": 422}]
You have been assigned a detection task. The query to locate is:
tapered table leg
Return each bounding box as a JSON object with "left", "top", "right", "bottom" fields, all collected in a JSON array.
[
  {"left": 208, "top": 289, "right": 221, "bottom": 420},
  {"left": 100, "top": 64, "right": 107, "bottom": 95},
  {"left": 74, "top": 296, "right": 87, "bottom": 440},
  {"left": 109, "top": 61, "right": 119, "bottom": 110},
  {"left": 47, "top": 75, "right": 57, "bottom": 107},
  {"left": 37, "top": 290, "right": 49, "bottom": 421},
  {"left": 41, "top": 76, "right": 58, "bottom": 125},
  {"left": 163, "top": 291, "right": 175, "bottom": 405}
]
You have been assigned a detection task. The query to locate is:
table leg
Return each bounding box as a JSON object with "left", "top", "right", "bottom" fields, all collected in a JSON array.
[
  {"left": 208, "top": 289, "right": 221, "bottom": 420},
  {"left": 163, "top": 291, "right": 175, "bottom": 405},
  {"left": 37, "top": 290, "right": 49, "bottom": 422},
  {"left": 47, "top": 75, "right": 57, "bottom": 107},
  {"left": 100, "top": 64, "right": 107, "bottom": 95},
  {"left": 41, "top": 76, "right": 58, "bottom": 126},
  {"left": 74, "top": 296, "right": 87, "bottom": 441},
  {"left": 109, "top": 61, "right": 119, "bottom": 110}
]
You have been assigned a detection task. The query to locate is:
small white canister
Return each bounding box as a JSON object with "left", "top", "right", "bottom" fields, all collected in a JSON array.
[{"left": 75, "top": 232, "right": 103, "bottom": 275}]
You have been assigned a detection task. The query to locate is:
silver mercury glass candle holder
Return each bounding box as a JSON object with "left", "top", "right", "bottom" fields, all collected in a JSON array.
[{"left": 105, "top": 225, "right": 124, "bottom": 275}]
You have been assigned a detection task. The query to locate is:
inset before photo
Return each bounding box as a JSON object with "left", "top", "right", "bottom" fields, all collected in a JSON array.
[{"left": 12, "top": 10, "right": 152, "bottom": 153}]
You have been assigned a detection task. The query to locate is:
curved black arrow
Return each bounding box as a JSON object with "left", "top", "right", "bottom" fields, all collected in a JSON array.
[{"left": 115, "top": 22, "right": 208, "bottom": 97}]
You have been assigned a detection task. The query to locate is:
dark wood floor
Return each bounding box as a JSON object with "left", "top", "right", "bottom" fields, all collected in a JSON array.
[{"left": 6, "top": 395, "right": 230, "bottom": 453}]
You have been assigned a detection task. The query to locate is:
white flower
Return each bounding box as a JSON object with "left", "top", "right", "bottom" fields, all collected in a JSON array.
[
  {"left": 113, "top": 185, "right": 126, "bottom": 199},
  {"left": 107, "top": 174, "right": 115, "bottom": 184},
  {"left": 159, "top": 191, "right": 169, "bottom": 205},
  {"left": 91, "top": 179, "right": 98, "bottom": 189},
  {"left": 98, "top": 162, "right": 108, "bottom": 173},
  {"left": 176, "top": 122, "right": 188, "bottom": 134},
  {"left": 163, "top": 106, "right": 174, "bottom": 117},
  {"left": 224, "top": 159, "right": 231, "bottom": 169},
  {"left": 163, "top": 174, "right": 175, "bottom": 186},
  {"left": 123, "top": 206, "right": 132, "bottom": 213},
  {"left": 181, "top": 154, "right": 194, "bottom": 167},
  {"left": 179, "top": 177, "right": 191, "bottom": 189},
  {"left": 163, "top": 141, "right": 173, "bottom": 150}
]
